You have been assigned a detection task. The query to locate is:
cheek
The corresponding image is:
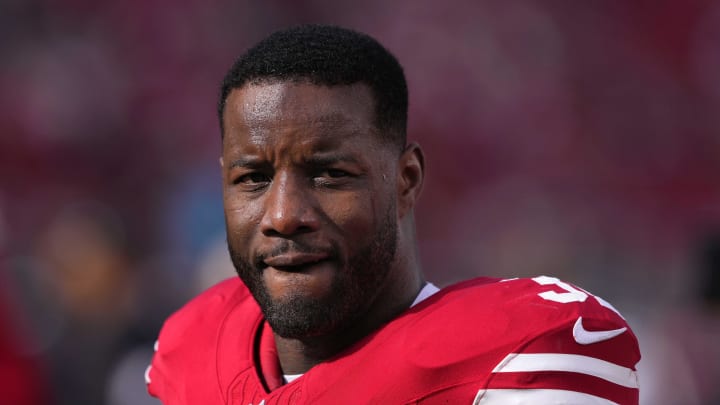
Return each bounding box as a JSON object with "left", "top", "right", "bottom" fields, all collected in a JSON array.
[
  {"left": 224, "top": 199, "right": 261, "bottom": 243},
  {"left": 321, "top": 192, "right": 381, "bottom": 242}
]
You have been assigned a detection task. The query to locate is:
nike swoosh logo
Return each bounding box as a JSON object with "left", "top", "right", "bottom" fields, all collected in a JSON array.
[{"left": 572, "top": 317, "right": 627, "bottom": 345}]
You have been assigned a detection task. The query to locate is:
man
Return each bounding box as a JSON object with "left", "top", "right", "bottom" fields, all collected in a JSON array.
[{"left": 147, "top": 25, "right": 640, "bottom": 404}]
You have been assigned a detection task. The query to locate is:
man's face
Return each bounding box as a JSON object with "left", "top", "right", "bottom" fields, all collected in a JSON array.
[{"left": 221, "top": 82, "right": 400, "bottom": 339}]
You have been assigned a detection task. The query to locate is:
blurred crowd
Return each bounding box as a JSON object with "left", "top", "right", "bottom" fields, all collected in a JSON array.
[{"left": 0, "top": 1, "right": 719, "bottom": 404}]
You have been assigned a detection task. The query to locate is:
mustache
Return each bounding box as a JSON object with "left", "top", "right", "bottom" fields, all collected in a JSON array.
[{"left": 254, "top": 240, "right": 337, "bottom": 268}]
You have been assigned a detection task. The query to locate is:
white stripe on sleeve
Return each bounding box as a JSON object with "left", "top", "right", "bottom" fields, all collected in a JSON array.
[
  {"left": 473, "top": 388, "right": 619, "bottom": 405},
  {"left": 492, "top": 353, "right": 639, "bottom": 389}
]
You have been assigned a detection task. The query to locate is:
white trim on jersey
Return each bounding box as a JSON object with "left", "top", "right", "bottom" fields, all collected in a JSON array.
[
  {"left": 411, "top": 282, "right": 440, "bottom": 307},
  {"left": 492, "top": 353, "right": 639, "bottom": 388},
  {"left": 283, "top": 373, "right": 302, "bottom": 384},
  {"left": 473, "top": 388, "right": 620, "bottom": 405},
  {"left": 144, "top": 365, "right": 152, "bottom": 384}
]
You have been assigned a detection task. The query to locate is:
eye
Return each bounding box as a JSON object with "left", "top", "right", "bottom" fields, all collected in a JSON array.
[
  {"left": 324, "top": 168, "right": 350, "bottom": 178},
  {"left": 312, "top": 167, "right": 356, "bottom": 188},
  {"left": 233, "top": 172, "right": 270, "bottom": 185}
]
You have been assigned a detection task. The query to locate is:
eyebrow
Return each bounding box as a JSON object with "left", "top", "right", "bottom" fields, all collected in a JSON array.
[
  {"left": 228, "top": 157, "right": 264, "bottom": 169},
  {"left": 228, "top": 153, "right": 362, "bottom": 170},
  {"left": 305, "top": 153, "right": 362, "bottom": 167}
]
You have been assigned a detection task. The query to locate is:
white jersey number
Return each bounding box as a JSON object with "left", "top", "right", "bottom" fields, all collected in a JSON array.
[
  {"left": 531, "top": 276, "right": 623, "bottom": 318},
  {"left": 532, "top": 276, "right": 588, "bottom": 303}
]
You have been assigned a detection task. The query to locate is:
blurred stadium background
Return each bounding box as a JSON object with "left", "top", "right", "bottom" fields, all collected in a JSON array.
[{"left": 1, "top": 1, "right": 719, "bottom": 404}]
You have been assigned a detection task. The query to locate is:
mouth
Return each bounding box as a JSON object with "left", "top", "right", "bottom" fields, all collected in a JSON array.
[{"left": 260, "top": 252, "right": 330, "bottom": 272}]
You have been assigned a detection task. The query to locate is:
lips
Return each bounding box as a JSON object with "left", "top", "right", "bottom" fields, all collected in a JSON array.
[{"left": 261, "top": 252, "right": 330, "bottom": 271}]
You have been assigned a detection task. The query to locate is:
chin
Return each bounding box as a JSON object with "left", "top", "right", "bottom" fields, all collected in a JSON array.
[{"left": 263, "top": 293, "right": 348, "bottom": 339}]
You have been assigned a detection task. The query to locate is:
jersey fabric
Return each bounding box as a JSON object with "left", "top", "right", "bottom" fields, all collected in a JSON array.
[{"left": 146, "top": 276, "right": 640, "bottom": 404}]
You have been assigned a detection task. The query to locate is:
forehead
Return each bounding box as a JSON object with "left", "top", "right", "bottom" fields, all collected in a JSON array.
[{"left": 222, "top": 82, "right": 377, "bottom": 147}]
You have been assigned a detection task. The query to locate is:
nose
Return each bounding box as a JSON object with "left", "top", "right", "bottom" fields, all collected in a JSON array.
[{"left": 260, "top": 173, "right": 321, "bottom": 236}]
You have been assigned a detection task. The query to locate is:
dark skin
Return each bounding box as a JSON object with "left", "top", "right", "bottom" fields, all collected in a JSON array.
[{"left": 221, "top": 81, "right": 425, "bottom": 375}]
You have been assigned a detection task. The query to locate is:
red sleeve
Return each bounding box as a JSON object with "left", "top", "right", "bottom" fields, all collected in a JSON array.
[
  {"left": 146, "top": 328, "right": 181, "bottom": 404},
  {"left": 477, "top": 294, "right": 641, "bottom": 404},
  {"left": 415, "top": 320, "right": 640, "bottom": 405},
  {"left": 145, "top": 277, "right": 253, "bottom": 405},
  {"left": 419, "top": 277, "right": 641, "bottom": 405},
  {"left": 145, "top": 283, "right": 225, "bottom": 404}
]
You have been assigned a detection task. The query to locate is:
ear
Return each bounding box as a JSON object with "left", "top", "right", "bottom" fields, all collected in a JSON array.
[
  {"left": 219, "top": 157, "right": 224, "bottom": 168},
  {"left": 397, "top": 142, "right": 425, "bottom": 219}
]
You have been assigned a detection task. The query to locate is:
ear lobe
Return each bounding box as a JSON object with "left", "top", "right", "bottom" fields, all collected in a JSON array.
[{"left": 397, "top": 142, "right": 425, "bottom": 218}]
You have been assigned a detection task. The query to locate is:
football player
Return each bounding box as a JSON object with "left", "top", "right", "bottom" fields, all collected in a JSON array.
[{"left": 147, "top": 24, "right": 640, "bottom": 404}]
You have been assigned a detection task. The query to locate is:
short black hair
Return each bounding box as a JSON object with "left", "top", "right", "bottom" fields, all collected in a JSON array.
[{"left": 218, "top": 24, "right": 408, "bottom": 149}]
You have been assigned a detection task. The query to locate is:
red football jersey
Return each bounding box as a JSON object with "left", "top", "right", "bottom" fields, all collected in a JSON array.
[{"left": 147, "top": 276, "right": 640, "bottom": 404}]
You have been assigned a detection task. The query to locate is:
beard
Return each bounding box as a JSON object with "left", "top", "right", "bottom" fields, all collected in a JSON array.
[{"left": 228, "top": 205, "right": 398, "bottom": 340}]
